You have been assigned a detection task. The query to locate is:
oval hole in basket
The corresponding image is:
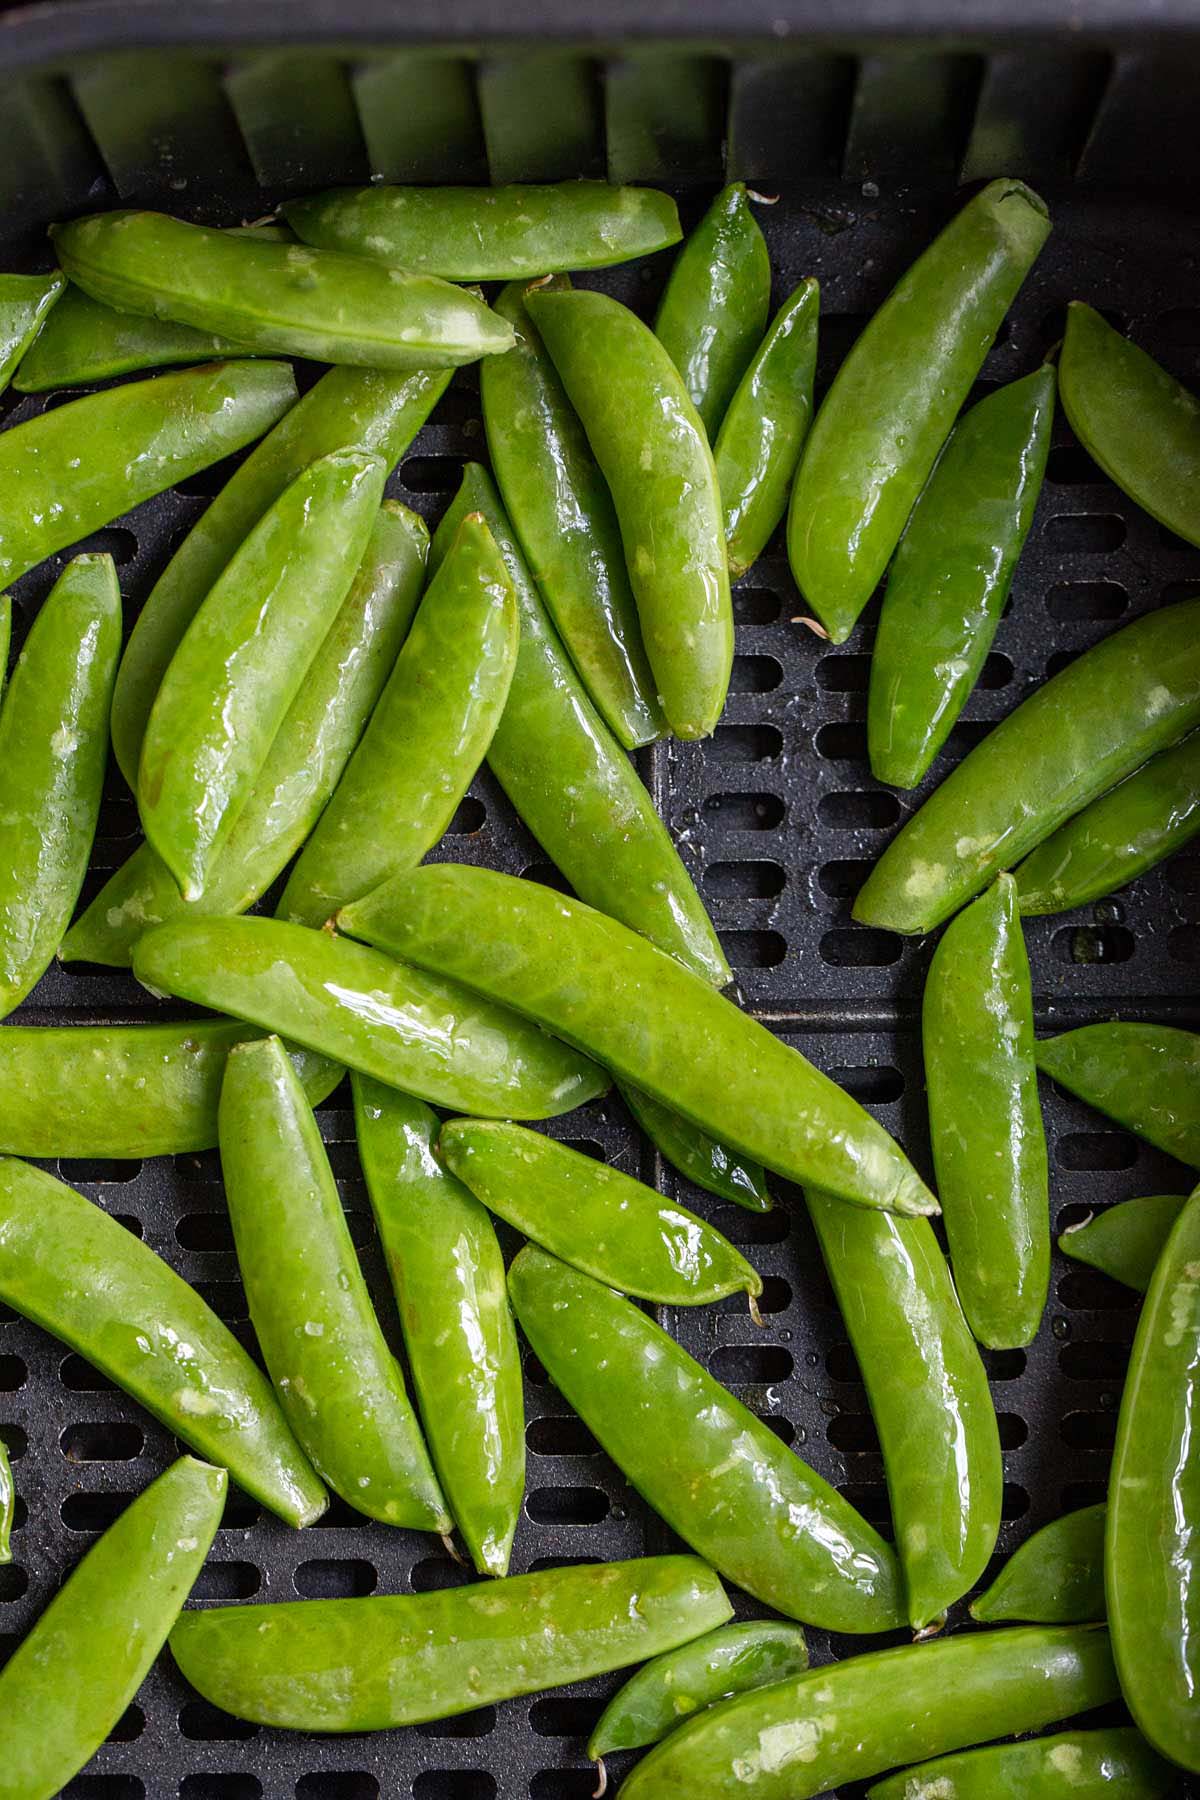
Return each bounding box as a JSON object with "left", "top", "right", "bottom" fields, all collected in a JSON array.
[
  {"left": 719, "top": 929, "right": 786, "bottom": 967},
  {"left": 817, "top": 859, "right": 872, "bottom": 900},
  {"left": 818, "top": 789, "right": 900, "bottom": 829},
  {"left": 190, "top": 1560, "right": 261, "bottom": 1602},
  {"left": 525, "top": 1486, "right": 609, "bottom": 1525},
  {"left": 1045, "top": 579, "right": 1128, "bottom": 621},
  {"left": 526, "top": 1414, "right": 601, "bottom": 1457},
  {"left": 1060, "top": 1410, "right": 1117, "bottom": 1451},
  {"left": 1052, "top": 924, "right": 1135, "bottom": 965},
  {"left": 1045, "top": 444, "right": 1103, "bottom": 486},
  {"left": 704, "top": 859, "right": 785, "bottom": 899},
  {"left": 1057, "top": 1267, "right": 1138, "bottom": 1311},
  {"left": 826, "top": 1411, "right": 880, "bottom": 1452},
  {"left": 529, "top": 1696, "right": 603, "bottom": 1737},
  {"left": 708, "top": 1344, "right": 794, "bottom": 1384},
  {"left": 820, "top": 928, "right": 902, "bottom": 967},
  {"left": 61, "top": 1491, "right": 133, "bottom": 1532},
  {"left": 1043, "top": 513, "right": 1126, "bottom": 554},
  {"left": 296, "top": 1779, "right": 377, "bottom": 1800},
  {"left": 1055, "top": 1132, "right": 1138, "bottom": 1172},
  {"left": 176, "top": 1210, "right": 234, "bottom": 1252},
  {"left": 733, "top": 587, "right": 783, "bottom": 625},
  {"left": 816, "top": 652, "right": 870, "bottom": 692},
  {"left": 178, "top": 1701, "right": 259, "bottom": 1741},
  {"left": 0, "top": 1356, "right": 26, "bottom": 1392},
  {"left": 61, "top": 1421, "right": 144, "bottom": 1463},
  {"left": 1059, "top": 1340, "right": 1129, "bottom": 1382},
  {"left": 414, "top": 1706, "right": 497, "bottom": 1740},
  {"left": 711, "top": 723, "right": 783, "bottom": 763},
  {"left": 180, "top": 1778, "right": 263, "bottom": 1800},
  {"left": 702, "top": 790, "right": 785, "bottom": 830},
  {"left": 816, "top": 722, "right": 867, "bottom": 762},
  {"left": 1170, "top": 925, "right": 1200, "bottom": 962},
  {"left": 413, "top": 1776, "right": 496, "bottom": 1800},
  {"left": 63, "top": 1781, "right": 145, "bottom": 1800},
  {"left": 294, "top": 1558, "right": 377, "bottom": 1599},
  {"left": 530, "top": 1777, "right": 597, "bottom": 1800}
]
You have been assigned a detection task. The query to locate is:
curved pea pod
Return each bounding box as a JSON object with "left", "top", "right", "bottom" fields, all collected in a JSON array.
[
  {"left": 714, "top": 278, "right": 819, "bottom": 581},
  {"left": 482, "top": 276, "right": 663, "bottom": 751},
  {"left": 0, "top": 1456, "right": 226, "bottom": 1800},
  {"left": 133, "top": 915, "right": 607, "bottom": 1121},
  {"left": 1060, "top": 1195, "right": 1187, "bottom": 1293},
  {"left": 869, "top": 366, "right": 1056, "bottom": 789},
  {"left": 283, "top": 180, "right": 682, "bottom": 278},
  {"left": 0, "top": 1435, "right": 11, "bottom": 1564},
  {"left": 526, "top": 286, "right": 732, "bottom": 741},
  {"left": 441, "top": 1119, "right": 761, "bottom": 1306},
  {"left": 14, "top": 281, "right": 250, "bottom": 390},
  {"left": 509, "top": 1245, "right": 903, "bottom": 1631},
  {"left": 279, "top": 513, "right": 518, "bottom": 927},
  {"left": 0, "top": 555, "right": 120, "bottom": 1018},
  {"left": 0, "top": 1157, "right": 326, "bottom": 1525},
  {"left": 618, "top": 1080, "right": 771, "bottom": 1212},
  {"left": 868, "top": 1728, "right": 1174, "bottom": 1800},
  {"left": 111, "top": 364, "right": 450, "bottom": 789},
  {"left": 971, "top": 1504, "right": 1107, "bottom": 1624},
  {"left": 788, "top": 179, "right": 1050, "bottom": 642},
  {"left": 352, "top": 1077, "right": 523, "bottom": 1577},
  {"left": 431, "top": 465, "right": 729, "bottom": 987},
  {"left": 0, "top": 270, "right": 65, "bottom": 389},
  {"left": 139, "top": 448, "right": 387, "bottom": 900},
  {"left": 1035, "top": 1022, "right": 1200, "bottom": 1167},
  {"left": 63, "top": 503, "right": 428, "bottom": 966},
  {"left": 339, "top": 865, "right": 937, "bottom": 1217},
  {"left": 620, "top": 1623, "right": 1118, "bottom": 1800},
  {"left": 855, "top": 597, "right": 1200, "bottom": 933}
]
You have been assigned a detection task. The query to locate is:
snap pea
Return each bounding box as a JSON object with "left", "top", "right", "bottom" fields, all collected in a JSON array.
[
  {"left": 352, "top": 1077, "right": 524, "bottom": 1577},
  {"left": 788, "top": 179, "right": 1050, "bottom": 642},
  {"left": 509, "top": 1245, "right": 904, "bottom": 1632},
  {"left": 0, "top": 1434, "right": 11, "bottom": 1564},
  {"left": 1060, "top": 1195, "right": 1186, "bottom": 1293},
  {"left": 0, "top": 1456, "right": 226, "bottom": 1800},
  {"left": 618, "top": 1080, "right": 771, "bottom": 1212},
  {"left": 0, "top": 1156, "right": 326, "bottom": 1526},
  {"left": 868, "top": 1727, "right": 1173, "bottom": 1800},
  {"left": 63, "top": 502, "right": 428, "bottom": 966},
  {"left": 0, "top": 270, "right": 64, "bottom": 389},
  {"left": 970, "top": 1504, "right": 1107, "bottom": 1624},
  {"left": 170, "top": 1555, "right": 731, "bottom": 1731},
  {"left": 855, "top": 597, "right": 1200, "bottom": 933},
  {"left": 869, "top": 366, "right": 1056, "bottom": 789},
  {"left": 654, "top": 183, "right": 772, "bottom": 437},
  {"left": 1107, "top": 1180, "right": 1200, "bottom": 1770},
  {"left": 526, "top": 286, "right": 732, "bottom": 740},
  {"left": 923, "top": 875, "right": 1049, "bottom": 1348},
  {"left": 0, "top": 555, "right": 120, "bottom": 1018},
  {"left": 132, "top": 915, "right": 607, "bottom": 1120},
  {"left": 620, "top": 1624, "right": 1118, "bottom": 1800},
  {"left": 52, "top": 210, "right": 515, "bottom": 369},
  {"left": 15, "top": 281, "right": 249, "bottom": 389},
  {"left": 1036, "top": 1023, "right": 1199, "bottom": 1167},
  {"left": 283, "top": 180, "right": 682, "bottom": 278},
  {"left": 0, "top": 358, "right": 296, "bottom": 590},
  {"left": 714, "top": 278, "right": 819, "bottom": 581},
  {"left": 482, "top": 276, "right": 664, "bottom": 750},
  {"left": 139, "top": 448, "right": 386, "bottom": 901},
  {"left": 339, "top": 865, "right": 937, "bottom": 1217},
  {"left": 279, "top": 512, "right": 518, "bottom": 927},
  {"left": 440, "top": 1119, "right": 762, "bottom": 1306},
  {"left": 1016, "top": 731, "right": 1200, "bottom": 914},
  {"left": 111, "top": 363, "right": 450, "bottom": 789},
  {"left": 0, "top": 597, "right": 10, "bottom": 705}
]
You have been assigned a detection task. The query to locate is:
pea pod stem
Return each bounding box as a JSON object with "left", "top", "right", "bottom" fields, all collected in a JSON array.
[
  {"left": 1060, "top": 1194, "right": 1187, "bottom": 1292},
  {"left": 0, "top": 1433, "right": 12, "bottom": 1565},
  {"left": 971, "top": 1503, "right": 1107, "bottom": 1624},
  {"left": 1035, "top": 1022, "right": 1200, "bottom": 1167},
  {"left": 867, "top": 1727, "right": 1174, "bottom": 1799}
]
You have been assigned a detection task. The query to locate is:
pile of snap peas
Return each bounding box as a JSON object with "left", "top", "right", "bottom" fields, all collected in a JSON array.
[{"left": 0, "top": 170, "right": 1195, "bottom": 1800}]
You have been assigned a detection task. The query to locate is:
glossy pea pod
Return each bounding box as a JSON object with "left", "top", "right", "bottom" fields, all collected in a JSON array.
[
  {"left": 971, "top": 1503, "right": 1107, "bottom": 1624},
  {"left": 787, "top": 179, "right": 1051, "bottom": 642},
  {"left": 353, "top": 1078, "right": 524, "bottom": 1578},
  {"left": 0, "top": 1457, "right": 226, "bottom": 1800},
  {"left": 868, "top": 365, "right": 1056, "bottom": 789},
  {"left": 1036, "top": 1022, "right": 1200, "bottom": 1167},
  {"left": 855, "top": 597, "right": 1200, "bottom": 933},
  {"left": 1060, "top": 1194, "right": 1187, "bottom": 1292},
  {"left": 618, "top": 1080, "right": 771, "bottom": 1212},
  {"left": 868, "top": 1728, "right": 1174, "bottom": 1800},
  {"left": 0, "top": 271, "right": 64, "bottom": 389},
  {"left": 0, "top": 1434, "right": 11, "bottom": 1564}
]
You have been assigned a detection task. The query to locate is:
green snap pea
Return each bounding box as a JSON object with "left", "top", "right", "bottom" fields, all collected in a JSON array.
[
  {"left": 714, "top": 278, "right": 819, "bottom": 581},
  {"left": 0, "top": 358, "right": 296, "bottom": 590},
  {"left": 0, "top": 597, "right": 10, "bottom": 705},
  {"left": 0, "top": 271, "right": 64, "bottom": 389},
  {"left": 352, "top": 1077, "right": 524, "bottom": 1578},
  {"left": 1107, "top": 1180, "right": 1200, "bottom": 1770},
  {"left": 139, "top": 448, "right": 386, "bottom": 900},
  {"left": 618, "top": 1080, "right": 771, "bottom": 1212},
  {"left": 133, "top": 915, "right": 607, "bottom": 1120},
  {"left": 170, "top": 1555, "right": 731, "bottom": 1731},
  {"left": 509, "top": 1245, "right": 903, "bottom": 1632},
  {"left": 0, "top": 555, "right": 120, "bottom": 1018},
  {"left": 440, "top": 1119, "right": 761, "bottom": 1306},
  {"left": 52, "top": 210, "right": 514, "bottom": 370},
  {"left": 0, "top": 1434, "right": 11, "bottom": 1564},
  {"left": 1060, "top": 1195, "right": 1187, "bottom": 1293},
  {"left": 219, "top": 1037, "right": 447, "bottom": 1530},
  {"left": 855, "top": 597, "right": 1200, "bottom": 934},
  {"left": 0, "top": 1156, "right": 326, "bottom": 1525},
  {"left": 654, "top": 183, "right": 772, "bottom": 437},
  {"left": 15, "top": 282, "right": 249, "bottom": 390},
  {"left": 923, "top": 874, "right": 1049, "bottom": 1348},
  {"left": 1036, "top": 1023, "right": 1199, "bottom": 1167},
  {"left": 620, "top": 1624, "right": 1118, "bottom": 1800},
  {"left": 0, "top": 1456, "right": 226, "bottom": 1800},
  {"left": 970, "top": 1504, "right": 1107, "bottom": 1624},
  {"left": 868, "top": 1727, "right": 1174, "bottom": 1800},
  {"left": 526, "top": 286, "right": 732, "bottom": 740},
  {"left": 482, "top": 276, "right": 663, "bottom": 750},
  {"left": 339, "top": 865, "right": 937, "bottom": 1217},
  {"left": 283, "top": 180, "right": 682, "bottom": 278},
  {"left": 868, "top": 366, "right": 1056, "bottom": 789},
  {"left": 279, "top": 512, "right": 518, "bottom": 927},
  {"left": 111, "top": 364, "right": 450, "bottom": 789}
]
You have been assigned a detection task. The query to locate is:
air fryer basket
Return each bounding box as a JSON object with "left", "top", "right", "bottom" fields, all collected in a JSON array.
[{"left": 0, "top": 7, "right": 1198, "bottom": 1797}]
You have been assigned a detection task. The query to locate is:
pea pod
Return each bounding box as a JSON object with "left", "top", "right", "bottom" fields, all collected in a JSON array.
[
  {"left": 339, "top": 865, "right": 937, "bottom": 1217},
  {"left": 618, "top": 1080, "right": 771, "bottom": 1212},
  {"left": 279, "top": 513, "right": 518, "bottom": 927},
  {"left": 971, "top": 1504, "right": 1107, "bottom": 1624},
  {"left": 15, "top": 280, "right": 250, "bottom": 389},
  {"left": 788, "top": 179, "right": 1050, "bottom": 642},
  {"left": 140, "top": 448, "right": 387, "bottom": 900},
  {"left": 620, "top": 1624, "right": 1118, "bottom": 1800},
  {"left": 352, "top": 1077, "right": 524, "bottom": 1578},
  {"left": 868, "top": 366, "right": 1056, "bottom": 789},
  {"left": 1035, "top": 1022, "right": 1200, "bottom": 1167},
  {"left": 0, "top": 1456, "right": 226, "bottom": 1800},
  {"left": 1060, "top": 1195, "right": 1187, "bottom": 1293},
  {"left": 132, "top": 915, "right": 607, "bottom": 1120},
  {"left": 440, "top": 1119, "right": 761, "bottom": 1306},
  {"left": 855, "top": 597, "right": 1200, "bottom": 933},
  {"left": 482, "top": 276, "right": 664, "bottom": 750},
  {"left": 0, "top": 271, "right": 64, "bottom": 389},
  {"left": 868, "top": 1728, "right": 1174, "bottom": 1800},
  {"left": 714, "top": 278, "right": 819, "bottom": 580},
  {"left": 526, "top": 286, "right": 732, "bottom": 740},
  {"left": 0, "top": 1156, "right": 326, "bottom": 1525},
  {"left": 0, "top": 1434, "right": 11, "bottom": 1564}
]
